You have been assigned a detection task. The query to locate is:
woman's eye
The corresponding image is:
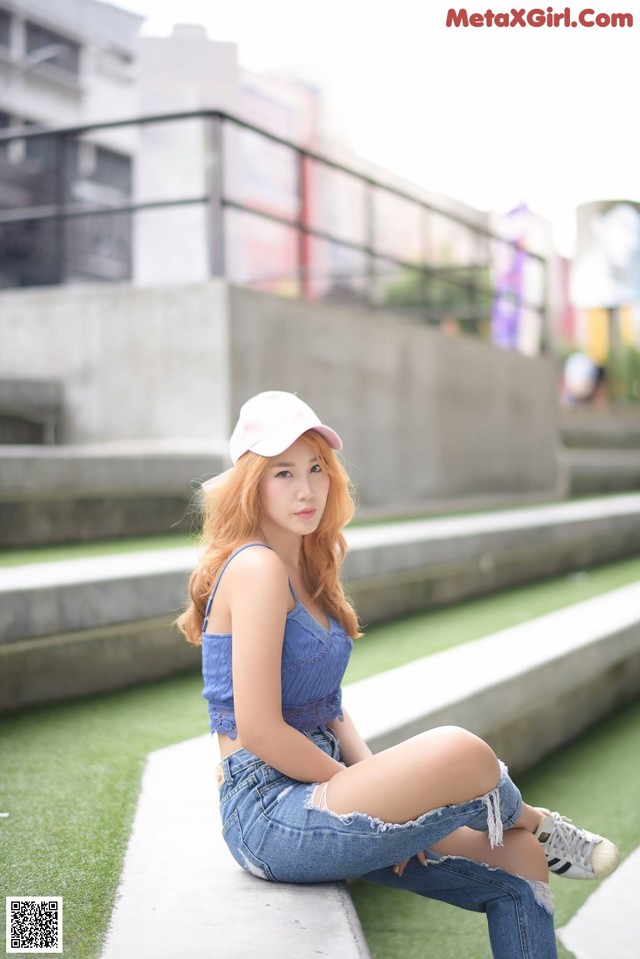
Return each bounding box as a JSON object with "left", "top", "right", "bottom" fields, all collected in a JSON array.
[
  {"left": 310, "top": 464, "right": 322, "bottom": 473},
  {"left": 275, "top": 470, "right": 292, "bottom": 479}
]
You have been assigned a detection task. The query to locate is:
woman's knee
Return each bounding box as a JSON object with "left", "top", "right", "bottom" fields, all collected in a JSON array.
[{"left": 432, "top": 726, "right": 501, "bottom": 794}]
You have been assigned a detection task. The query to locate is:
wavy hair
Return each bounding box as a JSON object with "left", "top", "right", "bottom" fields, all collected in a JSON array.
[{"left": 176, "top": 430, "right": 360, "bottom": 645}]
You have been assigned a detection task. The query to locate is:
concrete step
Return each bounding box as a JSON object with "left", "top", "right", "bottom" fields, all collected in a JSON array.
[
  {"left": 343, "top": 492, "right": 640, "bottom": 621},
  {"left": 343, "top": 580, "right": 640, "bottom": 773},
  {"left": 2, "top": 493, "right": 640, "bottom": 712},
  {"left": 2, "top": 419, "right": 639, "bottom": 546},
  {"left": 561, "top": 447, "right": 640, "bottom": 495},
  {"left": 0, "top": 441, "right": 226, "bottom": 546},
  {"left": 559, "top": 410, "right": 640, "bottom": 495},
  {"left": 100, "top": 584, "right": 640, "bottom": 959},
  {"left": 560, "top": 411, "right": 640, "bottom": 449},
  {"left": 100, "top": 736, "right": 371, "bottom": 959}
]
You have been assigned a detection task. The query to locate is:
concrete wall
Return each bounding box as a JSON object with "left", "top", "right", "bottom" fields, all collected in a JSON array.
[
  {"left": 1, "top": 280, "right": 560, "bottom": 505},
  {"left": 228, "top": 286, "right": 560, "bottom": 504},
  {"left": 0, "top": 281, "right": 231, "bottom": 445}
]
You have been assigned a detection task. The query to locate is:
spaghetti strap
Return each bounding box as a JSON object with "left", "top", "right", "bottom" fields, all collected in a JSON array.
[
  {"left": 202, "top": 543, "right": 274, "bottom": 633},
  {"left": 287, "top": 579, "right": 300, "bottom": 603}
]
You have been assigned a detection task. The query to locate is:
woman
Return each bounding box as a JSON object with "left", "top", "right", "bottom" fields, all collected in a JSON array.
[{"left": 178, "top": 390, "right": 619, "bottom": 959}]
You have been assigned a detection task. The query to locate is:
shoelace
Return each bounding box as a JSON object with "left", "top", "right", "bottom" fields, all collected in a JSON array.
[{"left": 545, "top": 813, "right": 597, "bottom": 866}]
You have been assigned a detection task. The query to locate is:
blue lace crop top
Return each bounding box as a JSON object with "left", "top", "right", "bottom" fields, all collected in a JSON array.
[{"left": 201, "top": 543, "right": 353, "bottom": 739}]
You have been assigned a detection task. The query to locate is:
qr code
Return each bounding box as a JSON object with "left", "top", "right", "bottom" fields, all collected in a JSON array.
[{"left": 6, "top": 898, "right": 63, "bottom": 953}]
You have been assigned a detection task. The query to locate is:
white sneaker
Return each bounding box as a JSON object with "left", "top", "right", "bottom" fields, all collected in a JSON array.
[{"left": 534, "top": 808, "right": 620, "bottom": 880}]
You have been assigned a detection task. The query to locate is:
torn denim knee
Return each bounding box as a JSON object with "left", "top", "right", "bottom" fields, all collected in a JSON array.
[
  {"left": 526, "top": 879, "right": 554, "bottom": 914},
  {"left": 467, "top": 761, "right": 523, "bottom": 844},
  {"left": 480, "top": 777, "right": 504, "bottom": 848}
]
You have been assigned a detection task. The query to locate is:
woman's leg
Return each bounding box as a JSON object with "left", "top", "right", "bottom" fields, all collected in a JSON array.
[
  {"left": 432, "top": 825, "right": 549, "bottom": 881},
  {"left": 360, "top": 853, "right": 558, "bottom": 959},
  {"left": 315, "top": 725, "right": 502, "bottom": 822},
  {"left": 308, "top": 724, "right": 617, "bottom": 883}
]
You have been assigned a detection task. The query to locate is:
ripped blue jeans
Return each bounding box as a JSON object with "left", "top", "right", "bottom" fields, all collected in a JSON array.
[{"left": 218, "top": 725, "right": 557, "bottom": 959}]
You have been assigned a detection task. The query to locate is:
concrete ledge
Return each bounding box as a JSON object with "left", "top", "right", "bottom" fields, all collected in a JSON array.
[
  {"left": 0, "top": 495, "right": 199, "bottom": 546},
  {"left": 3, "top": 495, "right": 640, "bottom": 643},
  {"left": 344, "top": 494, "right": 640, "bottom": 622},
  {"left": 0, "top": 442, "right": 225, "bottom": 494},
  {"left": 100, "top": 736, "right": 371, "bottom": 959},
  {"left": 100, "top": 583, "right": 640, "bottom": 959},
  {"left": 560, "top": 412, "right": 640, "bottom": 450},
  {"left": 2, "top": 495, "right": 640, "bottom": 712},
  {"left": 0, "top": 617, "right": 200, "bottom": 713},
  {"left": 558, "top": 410, "right": 640, "bottom": 495},
  {"left": 561, "top": 448, "right": 640, "bottom": 495},
  {"left": 344, "top": 581, "right": 640, "bottom": 774},
  {"left": 0, "top": 547, "right": 197, "bottom": 644},
  {"left": 0, "top": 442, "right": 226, "bottom": 545}
]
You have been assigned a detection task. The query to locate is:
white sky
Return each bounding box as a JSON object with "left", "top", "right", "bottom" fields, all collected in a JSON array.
[{"left": 114, "top": 0, "right": 639, "bottom": 255}]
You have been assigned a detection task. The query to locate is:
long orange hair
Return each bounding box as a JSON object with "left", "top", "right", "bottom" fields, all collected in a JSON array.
[{"left": 176, "top": 430, "right": 360, "bottom": 645}]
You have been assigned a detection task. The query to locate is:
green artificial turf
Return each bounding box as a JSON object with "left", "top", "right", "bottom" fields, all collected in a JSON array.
[
  {"left": 351, "top": 697, "right": 640, "bottom": 959},
  {"left": 0, "top": 532, "right": 195, "bottom": 567},
  {"left": 344, "top": 554, "right": 640, "bottom": 683},
  {"left": 0, "top": 674, "right": 206, "bottom": 959}
]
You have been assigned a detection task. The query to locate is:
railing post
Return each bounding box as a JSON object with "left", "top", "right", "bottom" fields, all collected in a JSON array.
[
  {"left": 366, "top": 180, "right": 376, "bottom": 307},
  {"left": 54, "top": 133, "right": 67, "bottom": 283},
  {"left": 420, "top": 206, "right": 430, "bottom": 323},
  {"left": 296, "top": 149, "right": 309, "bottom": 299},
  {"left": 539, "top": 257, "right": 550, "bottom": 354},
  {"left": 206, "top": 113, "right": 225, "bottom": 277}
]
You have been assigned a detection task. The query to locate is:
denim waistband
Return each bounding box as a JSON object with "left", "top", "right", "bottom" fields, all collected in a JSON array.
[{"left": 217, "top": 724, "right": 339, "bottom": 788}]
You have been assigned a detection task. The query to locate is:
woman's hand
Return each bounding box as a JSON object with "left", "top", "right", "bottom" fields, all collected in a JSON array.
[{"left": 392, "top": 850, "right": 428, "bottom": 877}]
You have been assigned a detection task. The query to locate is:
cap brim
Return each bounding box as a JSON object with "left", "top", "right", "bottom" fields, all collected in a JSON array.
[
  {"left": 313, "top": 425, "right": 343, "bottom": 451},
  {"left": 250, "top": 424, "right": 342, "bottom": 457}
]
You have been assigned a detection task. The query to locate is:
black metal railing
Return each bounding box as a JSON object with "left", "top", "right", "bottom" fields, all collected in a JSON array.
[{"left": 0, "top": 110, "right": 548, "bottom": 350}]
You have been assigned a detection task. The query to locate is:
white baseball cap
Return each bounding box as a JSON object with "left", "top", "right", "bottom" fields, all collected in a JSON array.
[{"left": 229, "top": 391, "right": 342, "bottom": 464}]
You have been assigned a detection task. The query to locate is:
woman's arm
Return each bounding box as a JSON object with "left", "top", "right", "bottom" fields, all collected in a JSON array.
[
  {"left": 328, "top": 709, "right": 373, "bottom": 766},
  {"left": 226, "top": 547, "right": 344, "bottom": 782}
]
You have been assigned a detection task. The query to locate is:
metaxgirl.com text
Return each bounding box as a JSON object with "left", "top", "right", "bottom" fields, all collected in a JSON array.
[{"left": 446, "top": 7, "right": 633, "bottom": 27}]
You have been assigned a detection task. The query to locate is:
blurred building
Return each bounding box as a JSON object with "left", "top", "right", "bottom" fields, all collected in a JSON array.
[
  {"left": 0, "top": 0, "right": 141, "bottom": 286},
  {"left": 134, "top": 23, "right": 322, "bottom": 287},
  {"left": 0, "top": 3, "right": 556, "bottom": 356}
]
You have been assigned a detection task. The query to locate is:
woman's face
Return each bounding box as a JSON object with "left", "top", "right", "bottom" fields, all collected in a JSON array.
[{"left": 258, "top": 437, "right": 330, "bottom": 539}]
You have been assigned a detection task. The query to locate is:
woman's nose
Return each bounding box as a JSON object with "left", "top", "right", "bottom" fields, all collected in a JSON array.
[{"left": 297, "top": 477, "right": 313, "bottom": 499}]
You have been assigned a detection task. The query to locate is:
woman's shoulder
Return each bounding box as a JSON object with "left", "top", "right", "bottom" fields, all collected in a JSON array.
[
  {"left": 221, "top": 542, "right": 291, "bottom": 621},
  {"left": 223, "top": 542, "right": 288, "bottom": 588}
]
